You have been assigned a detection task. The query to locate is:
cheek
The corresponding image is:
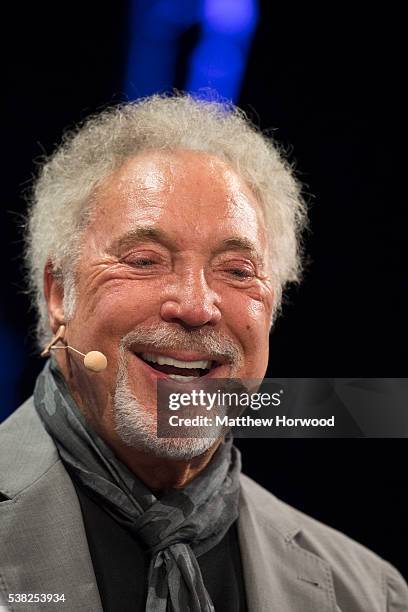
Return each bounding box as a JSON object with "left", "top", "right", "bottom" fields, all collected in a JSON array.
[
  {"left": 74, "top": 279, "right": 162, "bottom": 341},
  {"left": 223, "top": 294, "right": 270, "bottom": 367},
  {"left": 223, "top": 286, "right": 272, "bottom": 334}
]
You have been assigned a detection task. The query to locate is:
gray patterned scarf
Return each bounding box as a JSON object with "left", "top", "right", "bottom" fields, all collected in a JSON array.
[{"left": 33, "top": 360, "right": 241, "bottom": 612}]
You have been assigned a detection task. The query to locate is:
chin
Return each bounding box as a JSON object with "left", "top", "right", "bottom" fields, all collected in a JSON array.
[
  {"left": 113, "top": 378, "right": 219, "bottom": 461},
  {"left": 119, "top": 430, "right": 217, "bottom": 461}
]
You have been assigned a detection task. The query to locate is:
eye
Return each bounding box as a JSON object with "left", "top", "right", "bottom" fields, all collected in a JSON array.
[
  {"left": 222, "top": 263, "right": 255, "bottom": 283},
  {"left": 132, "top": 258, "right": 156, "bottom": 267},
  {"left": 121, "top": 252, "right": 160, "bottom": 267},
  {"left": 214, "top": 257, "right": 257, "bottom": 283},
  {"left": 224, "top": 267, "right": 255, "bottom": 280}
]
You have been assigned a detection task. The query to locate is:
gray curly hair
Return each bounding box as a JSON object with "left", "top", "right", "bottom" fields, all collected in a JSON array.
[{"left": 24, "top": 92, "right": 308, "bottom": 348}]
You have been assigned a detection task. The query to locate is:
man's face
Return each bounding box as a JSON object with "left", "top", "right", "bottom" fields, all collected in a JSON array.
[{"left": 55, "top": 149, "right": 274, "bottom": 457}]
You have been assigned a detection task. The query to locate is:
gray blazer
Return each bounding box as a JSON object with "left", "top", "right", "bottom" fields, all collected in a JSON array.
[{"left": 1, "top": 398, "right": 407, "bottom": 612}]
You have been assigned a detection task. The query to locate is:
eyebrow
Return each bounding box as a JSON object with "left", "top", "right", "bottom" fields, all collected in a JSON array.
[
  {"left": 109, "top": 226, "right": 265, "bottom": 265},
  {"left": 109, "top": 227, "right": 177, "bottom": 254}
]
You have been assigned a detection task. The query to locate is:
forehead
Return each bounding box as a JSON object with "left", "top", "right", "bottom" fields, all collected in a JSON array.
[{"left": 87, "top": 149, "right": 266, "bottom": 248}]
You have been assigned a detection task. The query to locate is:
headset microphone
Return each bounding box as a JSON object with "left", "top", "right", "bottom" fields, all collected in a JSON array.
[{"left": 41, "top": 325, "right": 107, "bottom": 372}]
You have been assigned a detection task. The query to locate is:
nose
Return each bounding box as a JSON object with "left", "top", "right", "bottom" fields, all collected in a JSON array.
[{"left": 160, "top": 268, "right": 222, "bottom": 328}]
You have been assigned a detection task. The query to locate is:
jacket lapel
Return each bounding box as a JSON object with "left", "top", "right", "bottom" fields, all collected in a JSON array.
[
  {"left": 238, "top": 474, "right": 338, "bottom": 612},
  {"left": 0, "top": 399, "right": 102, "bottom": 612}
]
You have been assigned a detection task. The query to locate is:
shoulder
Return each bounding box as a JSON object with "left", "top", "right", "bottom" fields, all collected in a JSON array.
[
  {"left": 0, "top": 397, "right": 59, "bottom": 498},
  {"left": 239, "top": 473, "right": 408, "bottom": 610}
]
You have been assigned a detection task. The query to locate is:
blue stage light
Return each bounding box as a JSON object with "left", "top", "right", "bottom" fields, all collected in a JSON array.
[
  {"left": 186, "top": 36, "right": 246, "bottom": 102},
  {"left": 203, "top": 0, "right": 258, "bottom": 37},
  {"left": 124, "top": 0, "right": 199, "bottom": 99},
  {"left": 124, "top": 0, "right": 258, "bottom": 103},
  {"left": 185, "top": 0, "right": 258, "bottom": 101}
]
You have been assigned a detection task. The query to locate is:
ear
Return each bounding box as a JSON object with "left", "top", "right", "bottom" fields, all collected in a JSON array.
[{"left": 43, "top": 261, "right": 65, "bottom": 334}]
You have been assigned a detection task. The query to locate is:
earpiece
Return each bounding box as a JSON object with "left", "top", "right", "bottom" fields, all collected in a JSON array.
[{"left": 41, "top": 325, "right": 107, "bottom": 372}]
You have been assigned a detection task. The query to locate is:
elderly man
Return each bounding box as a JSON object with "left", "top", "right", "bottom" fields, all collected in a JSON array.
[{"left": 0, "top": 93, "right": 406, "bottom": 612}]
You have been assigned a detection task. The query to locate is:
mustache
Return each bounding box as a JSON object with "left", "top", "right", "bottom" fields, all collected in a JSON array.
[{"left": 119, "top": 324, "right": 243, "bottom": 367}]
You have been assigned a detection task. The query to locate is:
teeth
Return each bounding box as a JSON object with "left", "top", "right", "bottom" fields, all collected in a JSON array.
[
  {"left": 168, "top": 375, "right": 198, "bottom": 382},
  {"left": 142, "top": 353, "right": 211, "bottom": 370}
]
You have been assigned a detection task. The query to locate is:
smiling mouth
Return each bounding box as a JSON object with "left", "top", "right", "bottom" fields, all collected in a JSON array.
[{"left": 134, "top": 352, "right": 220, "bottom": 381}]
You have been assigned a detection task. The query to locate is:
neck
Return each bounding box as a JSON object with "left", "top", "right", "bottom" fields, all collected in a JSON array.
[{"left": 107, "top": 437, "right": 222, "bottom": 493}]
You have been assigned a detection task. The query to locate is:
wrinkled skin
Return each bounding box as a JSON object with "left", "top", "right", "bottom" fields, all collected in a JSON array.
[{"left": 45, "top": 149, "right": 275, "bottom": 489}]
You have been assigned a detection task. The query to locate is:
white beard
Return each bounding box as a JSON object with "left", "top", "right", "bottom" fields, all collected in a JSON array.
[{"left": 113, "top": 366, "right": 219, "bottom": 461}]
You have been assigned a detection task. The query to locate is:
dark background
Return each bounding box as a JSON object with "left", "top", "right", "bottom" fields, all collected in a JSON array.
[{"left": 2, "top": 3, "right": 406, "bottom": 578}]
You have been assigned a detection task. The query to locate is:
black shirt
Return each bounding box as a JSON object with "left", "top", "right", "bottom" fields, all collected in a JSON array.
[{"left": 72, "top": 479, "right": 248, "bottom": 612}]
